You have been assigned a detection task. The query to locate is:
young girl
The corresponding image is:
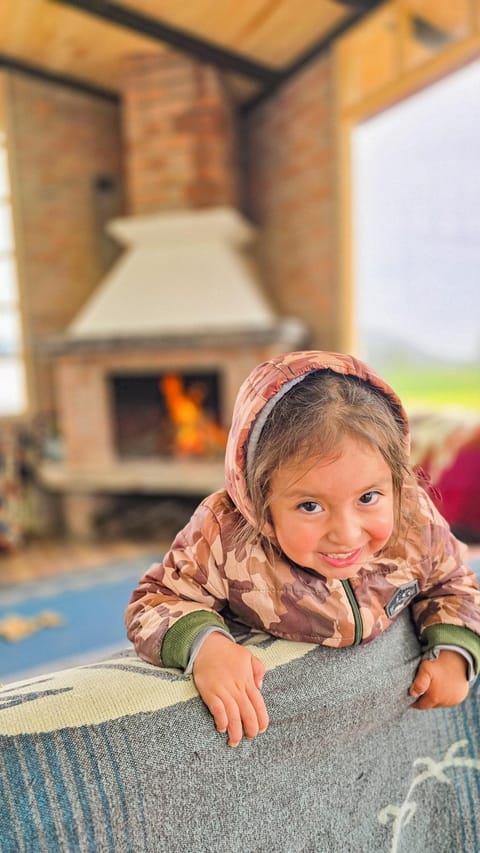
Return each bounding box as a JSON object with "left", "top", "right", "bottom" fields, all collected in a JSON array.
[{"left": 126, "top": 351, "right": 480, "bottom": 747}]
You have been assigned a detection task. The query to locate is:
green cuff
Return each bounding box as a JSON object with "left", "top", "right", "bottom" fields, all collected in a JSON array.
[
  {"left": 161, "top": 611, "right": 229, "bottom": 670},
  {"left": 421, "top": 624, "right": 480, "bottom": 674}
]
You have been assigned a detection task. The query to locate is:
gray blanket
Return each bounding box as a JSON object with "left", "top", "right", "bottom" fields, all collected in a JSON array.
[{"left": 0, "top": 610, "right": 479, "bottom": 853}]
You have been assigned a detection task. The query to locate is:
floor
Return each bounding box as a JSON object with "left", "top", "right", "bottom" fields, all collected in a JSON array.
[{"left": 0, "top": 537, "right": 168, "bottom": 587}]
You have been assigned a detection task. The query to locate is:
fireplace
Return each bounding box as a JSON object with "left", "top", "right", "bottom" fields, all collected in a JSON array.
[
  {"left": 40, "top": 205, "right": 306, "bottom": 539},
  {"left": 111, "top": 369, "right": 226, "bottom": 460},
  {"left": 44, "top": 206, "right": 305, "bottom": 487},
  {"left": 47, "top": 325, "right": 303, "bottom": 481},
  {"left": 42, "top": 304, "right": 305, "bottom": 537},
  {"left": 39, "top": 53, "right": 307, "bottom": 537}
]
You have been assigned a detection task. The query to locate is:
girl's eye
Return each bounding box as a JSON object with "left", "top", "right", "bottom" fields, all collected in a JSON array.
[
  {"left": 298, "top": 501, "right": 323, "bottom": 514},
  {"left": 359, "top": 491, "right": 380, "bottom": 505}
]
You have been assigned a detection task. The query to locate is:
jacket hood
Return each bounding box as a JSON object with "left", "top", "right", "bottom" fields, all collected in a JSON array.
[{"left": 224, "top": 350, "right": 410, "bottom": 529}]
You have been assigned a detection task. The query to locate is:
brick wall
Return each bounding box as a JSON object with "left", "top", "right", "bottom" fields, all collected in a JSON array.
[
  {"left": 245, "top": 51, "right": 340, "bottom": 350},
  {"left": 121, "top": 51, "right": 240, "bottom": 214},
  {"left": 6, "top": 50, "right": 339, "bottom": 416},
  {"left": 6, "top": 74, "right": 124, "bottom": 411}
]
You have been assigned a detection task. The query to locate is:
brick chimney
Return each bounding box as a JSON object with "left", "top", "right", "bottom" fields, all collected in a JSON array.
[
  {"left": 121, "top": 51, "right": 240, "bottom": 214},
  {"left": 65, "top": 49, "right": 301, "bottom": 342}
]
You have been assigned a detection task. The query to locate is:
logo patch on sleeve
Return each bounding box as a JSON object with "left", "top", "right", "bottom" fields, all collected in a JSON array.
[{"left": 385, "top": 580, "right": 420, "bottom": 618}]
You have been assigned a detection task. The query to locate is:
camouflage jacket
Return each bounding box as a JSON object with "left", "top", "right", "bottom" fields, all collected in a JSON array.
[{"left": 125, "top": 351, "right": 480, "bottom": 671}]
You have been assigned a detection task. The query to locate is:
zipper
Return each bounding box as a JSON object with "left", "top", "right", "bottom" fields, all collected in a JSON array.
[{"left": 341, "top": 579, "right": 363, "bottom": 645}]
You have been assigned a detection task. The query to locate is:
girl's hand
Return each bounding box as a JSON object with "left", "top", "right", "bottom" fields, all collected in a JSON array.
[
  {"left": 192, "top": 632, "right": 269, "bottom": 747},
  {"left": 409, "top": 649, "right": 470, "bottom": 709}
]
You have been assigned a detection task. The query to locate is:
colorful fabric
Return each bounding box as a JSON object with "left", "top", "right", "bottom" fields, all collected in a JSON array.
[
  {"left": 125, "top": 351, "right": 480, "bottom": 669},
  {"left": 410, "top": 411, "right": 480, "bottom": 543},
  {"left": 0, "top": 424, "right": 24, "bottom": 552},
  {"left": 0, "top": 421, "right": 45, "bottom": 552}
]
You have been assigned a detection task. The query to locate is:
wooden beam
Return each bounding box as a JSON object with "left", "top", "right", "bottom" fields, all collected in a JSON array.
[
  {"left": 52, "top": 0, "right": 281, "bottom": 85},
  {"left": 333, "top": 0, "right": 384, "bottom": 8},
  {"left": 0, "top": 54, "right": 119, "bottom": 102},
  {"left": 241, "top": 0, "right": 386, "bottom": 114}
]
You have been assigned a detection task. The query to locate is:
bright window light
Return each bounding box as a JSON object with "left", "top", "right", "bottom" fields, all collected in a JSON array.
[
  {"left": 353, "top": 59, "right": 480, "bottom": 410},
  {"left": 0, "top": 131, "right": 27, "bottom": 417},
  {"left": 0, "top": 359, "right": 26, "bottom": 415}
]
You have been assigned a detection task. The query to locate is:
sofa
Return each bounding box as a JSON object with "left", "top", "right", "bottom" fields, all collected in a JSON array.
[{"left": 1, "top": 607, "right": 479, "bottom": 853}]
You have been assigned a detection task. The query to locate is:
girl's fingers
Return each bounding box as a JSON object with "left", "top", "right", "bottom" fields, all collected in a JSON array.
[
  {"left": 223, "top": 698, "right": 245, "bottom": 747},
  {"left": 203, "top": 695, "right": 251, "bottom": 746},
  {"left": 235, "top": 695, "right": 259, "bottom": 744},
  {"left": 409, "top": 661, "right": 432, "bottom": 699},
  {"left": 227, "top": 714, "right": 243, "bottom": 747},
  {"left": 194, "top": 646, "right": 269, "bottom": 746},
  {"left": 224, "top": 687, "right": 268, "bottom": 746},
  {"left": 251, "top": 655, "right": 266, "bottom": 690},
  {"left": 410, "top": 693, "right": 437, "bottom": 710},
  {"left": 205, "top": 695, "right": 229, "bottom": 734},
  {"left": 246, "top": 680, "right": 269, "bottom": 733}
]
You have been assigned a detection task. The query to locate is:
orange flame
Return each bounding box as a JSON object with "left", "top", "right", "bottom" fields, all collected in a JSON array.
[{"left": 160, "top": 374, "right": 226, "bottom": 457}]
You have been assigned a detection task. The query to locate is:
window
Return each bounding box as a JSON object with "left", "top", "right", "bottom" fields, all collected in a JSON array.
[
  {"left": 0, "top": 130, "right": 27, "bottom": 416},
  {"left": 353, "top": 60, "right": 480, "bottom": 410}
]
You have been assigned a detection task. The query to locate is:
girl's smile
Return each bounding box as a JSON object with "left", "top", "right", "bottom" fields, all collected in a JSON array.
[{"left": 267, "top": 436, "right": 395, "bottom": 579}]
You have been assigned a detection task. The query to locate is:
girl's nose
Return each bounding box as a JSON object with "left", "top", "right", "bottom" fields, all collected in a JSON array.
[{"left": 326, "top": 511, "right": 362, "bottom": 546}]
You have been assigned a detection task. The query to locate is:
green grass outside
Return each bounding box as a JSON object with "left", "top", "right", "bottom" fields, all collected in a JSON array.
[{"left": 383, "top": 365, "right": 480, "bottom": 411}]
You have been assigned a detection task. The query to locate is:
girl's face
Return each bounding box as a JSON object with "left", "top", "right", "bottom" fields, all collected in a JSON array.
[{"left": 267, "top": 435, "right": 395, "bottom": 580}]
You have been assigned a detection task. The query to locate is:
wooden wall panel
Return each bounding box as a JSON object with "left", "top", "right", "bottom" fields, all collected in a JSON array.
[
  {"left": 337, "top": 0, "right": 480, "bottom": 115},
  {"left": 401, "top": 0, "right": 473, "bottom": 71},
  {"left": 336, "top": 5, "right": 400, "bottom": 113}
]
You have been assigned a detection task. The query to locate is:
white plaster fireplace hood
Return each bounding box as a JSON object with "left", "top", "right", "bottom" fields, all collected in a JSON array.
[{"left": 69, "top": 206, "right": 296, "bottom": 341}]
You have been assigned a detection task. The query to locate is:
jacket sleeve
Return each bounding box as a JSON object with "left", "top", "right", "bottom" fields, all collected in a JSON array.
[
  {"left": 409, "top": 490, "right": 480, "bottom": 671},
  {"left": 125, "top": 501, "right": 231, "bottom": 668}
]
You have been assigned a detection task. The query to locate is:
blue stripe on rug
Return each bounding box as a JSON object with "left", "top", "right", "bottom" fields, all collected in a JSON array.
[
  {"left": 80, "top": 728, "right": 116, "bottom": 853},
  {"left": 0, "top": 553, "right": 159, "bottom": 683},
  {"left": 41, "top": 735, "right": 81, "bottom": 851},
  {"left": 0, "top": 754, "right": 20, "bottom": 851},
  {"left": 20, "top": 738, "right": 62, "bottom": 849},
  {"left": 114, "top": 720, "right": 150, "bottom": 850},
  {"left": 59, "top": 728, "right": 98, "bottom": 853},
  {"left": 99, "top": 723, "right": 135, "bottom": 853}
]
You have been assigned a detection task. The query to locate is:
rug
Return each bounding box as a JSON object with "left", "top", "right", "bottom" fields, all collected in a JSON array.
[
  {"left": 0, "top": 553, "right": 158, "bottom": 684},
  {"left": 1, "top": 609, "right": 479, "bottom": 852}
]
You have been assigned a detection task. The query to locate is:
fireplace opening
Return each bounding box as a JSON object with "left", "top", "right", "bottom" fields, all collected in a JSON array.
[
  {"left": 93, "top": 493, "right": 201, "bottom": 541},
  {"left": 110, "top": 370, "right": 227, "bottom": 459}
]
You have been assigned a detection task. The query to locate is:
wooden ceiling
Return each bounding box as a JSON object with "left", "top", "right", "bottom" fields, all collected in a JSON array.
[{"left": 0, "top": 0, "right": 384, "bottom": 108}]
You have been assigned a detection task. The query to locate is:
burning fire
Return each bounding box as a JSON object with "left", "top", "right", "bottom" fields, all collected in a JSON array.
[{"left": 160, "top": 374, "right": 227, "bottom": 457}]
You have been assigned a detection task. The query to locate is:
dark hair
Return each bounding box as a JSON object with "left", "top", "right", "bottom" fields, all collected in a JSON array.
[{"left": 244, "top": 369, "right": 415, "bottom": 545}]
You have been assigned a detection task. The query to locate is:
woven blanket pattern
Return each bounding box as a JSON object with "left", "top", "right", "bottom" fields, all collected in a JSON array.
[{"left": 0, "top": 612, "right": 479, "bottom": 853}]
